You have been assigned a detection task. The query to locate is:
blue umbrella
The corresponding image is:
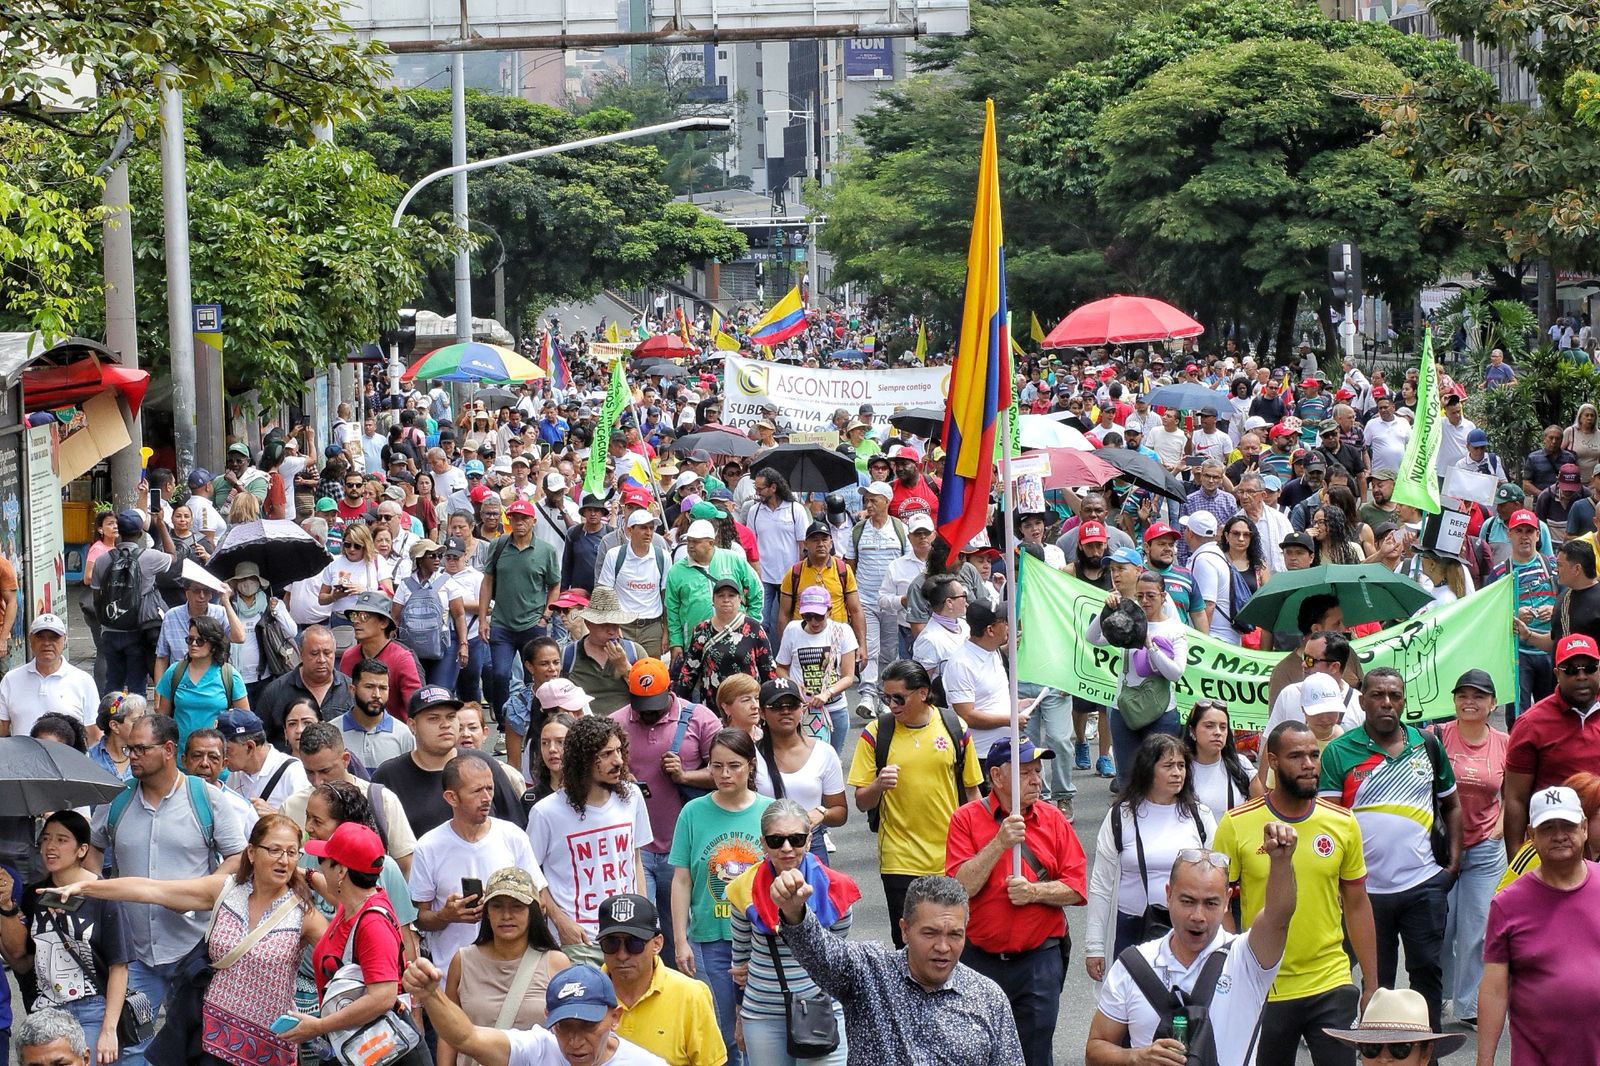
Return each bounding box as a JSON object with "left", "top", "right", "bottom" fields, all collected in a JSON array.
[
  {"left": 832, "top": 348, "right": 866, "bottom": 362},
  {"left": 1143, "top": 382, "right": 1226, "bottom": 411}
]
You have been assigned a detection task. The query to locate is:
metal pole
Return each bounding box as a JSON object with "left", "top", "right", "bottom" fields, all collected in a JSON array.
[
  {"left": 1001, "top": 396, "right": 1022, "bottom": 872},
  {"left": 1340, "top": 243, "right": 1358, "bottom": 363},
  {"left": 103, "top": 161, "right": 142, "bottom": 510},
  {"left": 452, "top": 45, "right": 472, "bottom": 346},
  {"left": 159, "top": 66, "right": 197, "bottom": 475}
]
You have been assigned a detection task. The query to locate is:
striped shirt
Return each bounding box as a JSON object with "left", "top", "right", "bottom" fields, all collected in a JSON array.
[{"left": 731, "top": 908, "right": 853, "bottom": 1020}]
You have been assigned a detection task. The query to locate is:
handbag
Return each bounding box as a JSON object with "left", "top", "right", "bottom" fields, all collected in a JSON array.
[
  {"left": 1114, "top": 803, "right": 1209, "bottom": 942},
  {"left": 765, "top": 934, "right": 840, "bottom": 1059},
  {"left": 1115, "top": 674, "right": 1172, "bottom": 730},
  {"left": 49, "top": 911, "right": 156, "bottom": 1046},
  {"left": 257, "top": 608, "right": 300, "bottom": 676},
  {"left": 322, "top": 902, "right": 424, "bottom": 1066}
]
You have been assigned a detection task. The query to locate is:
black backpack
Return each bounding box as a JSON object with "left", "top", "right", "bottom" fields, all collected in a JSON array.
[
  {"left": 96, "top": 544, "right": 145, "bottom": 631},
  {"left": 1115, "top": 941, "right": 1237, "bottom": 1066},
  {"left": 866, "top": 705, "right": 969, "bottom": 833}
]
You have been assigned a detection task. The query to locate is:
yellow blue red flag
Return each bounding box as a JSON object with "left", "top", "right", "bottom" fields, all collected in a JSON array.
[
  {"left": 938, "top": 99, "right": 1012, "bottom": 553},
  {"left": 749, "top": 286, "right": 808, "bottom": 347}
]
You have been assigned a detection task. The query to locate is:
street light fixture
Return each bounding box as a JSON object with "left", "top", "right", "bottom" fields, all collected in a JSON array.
[{"left": 391, "top": 115, "right": 734, "bottom": 228}]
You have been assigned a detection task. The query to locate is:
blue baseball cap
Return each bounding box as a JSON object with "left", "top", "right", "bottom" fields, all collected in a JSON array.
[
  {"left": 1262, "top": 474, "right": 1283, "bottom": 492},
  {"left": 1108, "top": 546, "right": 1144, "bottom": 566},
  {"left": 464, "top": 459, "right": 485, "bottom": 476},
  {"left": 544, "top": 964, "right": 617, "bottom": 1026},
  {"left": 186, "top": 468, "right": 214, "bottom": 488},
  {"left": 984, "top": 736, "right": 1055, "bottom": 771},
  {"left": 324, "top": 444, "right": 343, "bottom": 459},
  {"left": 217, "top": 708, "right": 266, "bottom": 741}
]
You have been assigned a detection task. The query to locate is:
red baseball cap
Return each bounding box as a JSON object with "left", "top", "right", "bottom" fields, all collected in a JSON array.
[
  {"left": 304, "top": 821, "right": 384, "bottom": 875},
  {"left": 1269, "top": 423, "right": 1297, "bottom": 440},
  {"left": 1508, "top": 508, "right": 1539, "bottom": 531},
  {"left": 1184, "top": 363, "right": 1200, "bottom": 374},
  {"left": 552, "top": 589, "right": 590, "bottom": 610},
  {"left": 1143, "top": 521, "right": 1179, "bottom": 543},
  {"left": 1335, "top": 387, "right": 1355, "bottom": 401},
  {"left": 1080, "top": 520, "right": 1108, "bottom": 544},
  {"left": 1556, "top": 633, "right": 1600, "bottom": 666},
  {"left": 622, "top": 487, "right": 653, "bottom": 509},
  {"left": 506, "top": 500, "right": 536, "bottom": 518}
]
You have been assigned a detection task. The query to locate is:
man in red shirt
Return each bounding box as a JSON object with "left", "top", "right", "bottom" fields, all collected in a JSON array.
[
  {"left": 337, "top": 590, "right": 424, "bottom": 722},
  {"left": 887, "top": 444, "right": 939, "bottom": 520},
  {"left": 1503, "top": 632, "right": 1600, "bottom": 854},
  {"left": 946, "top": 737, "right": 1087, "bottom": 1066}
]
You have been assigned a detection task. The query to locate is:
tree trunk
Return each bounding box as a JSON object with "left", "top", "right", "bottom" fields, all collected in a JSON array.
[
  {"left": 1317, "top": 299, "right": 1337, "bottom": 363},
  {"left": 1538, "top": 258, "right": 1558, "bottom": 336},
  {"left": 1274, "top": 293, "right": 1299, "bottom": 366}
]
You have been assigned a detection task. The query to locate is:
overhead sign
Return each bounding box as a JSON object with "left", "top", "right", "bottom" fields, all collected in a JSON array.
[
  {"left": 844, "top": 38, "right": 894, "bottom": 80},
  {"left": 722, "top": 354, "right": 948, "bottom": 435}
]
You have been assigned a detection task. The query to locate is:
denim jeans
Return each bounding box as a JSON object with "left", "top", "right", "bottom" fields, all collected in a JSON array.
[
  {"left": 123, "top": 957, "right": 181, "bottom": 1066},
  {"left": 1107, "top": 706, "right": 1181, "bottom": 792},
  {"left": 1370, "top": 868, "right": 1452, "bottom": 1033},
  {"left": 457, "top": 635, "right": 488, "bottom": 704},
  {"left": 101, "top": 627, "right": 153, "bottom": 696},
  {"left": 1020, "top": 682, "right": 1075, "bottom": 800},
  {"left": 638, "top": 848, "right": 679, "bottom": 968},
  {"left": 826, "top": 705, "right": 848, "bottom": 757},
  {"left": 761, "top": 582, "right": 782, "bottom": 641},
  {"left": 1515, "top": 650, "right": 1553, "bottom": 726},
  {"left": 60, "top": 996, "right": 108, "bottom": 1054},
  {"left": 1443, "top": 838, "right": 1508, "bottom": 1019},
  {"left": 487, "top": 622, "right": 545, "bottom": 717},
  {"left": 417, "top": 654, "right": 461, "bottom": 691},
  {"left": 692, "top": 939, "right": 743, "bottom": 1066},
  {"left": 740, "top": 1008, "right": 848, "bottom": 1066}
]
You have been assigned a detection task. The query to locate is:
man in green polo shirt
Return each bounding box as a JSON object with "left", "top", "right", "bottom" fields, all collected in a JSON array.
[
  {"left": 662, "top": 518, "right": 762, "bottom": 658},
  {"left": 1318, "top": 667, "right": 1462, "bottom": 1033},
  {"left": 478, "top": 498, "right": 561, "bottom": 718}
]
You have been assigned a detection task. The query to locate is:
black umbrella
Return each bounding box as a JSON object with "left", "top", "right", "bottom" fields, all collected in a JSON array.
[
  {"left": 889, "top": 407, "right": 946, "bottom": 442},
  {"left": 756, "top": 443, "right": 860, "bottom": 493},
  {"left": 1096, "top": 449, "right": 1187, "bottom": 501},
  {"left": 673, "top": 429, "right": 761, "bottom": 458},
  {"left": 643, "top": 362, "right": 688, "bottom": 379},
  {"left": 0, "top": 737, "right": 126, "bottom": 814},
  {"left": 207, "top": 519, "right": 332, "bottom": 585},
  {"left": 471, "top": 386, "right": 518, "bottom": 409}
]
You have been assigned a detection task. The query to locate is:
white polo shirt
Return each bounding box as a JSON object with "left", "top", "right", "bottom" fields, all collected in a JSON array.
[
  {"left": 940, "top": 639, "right": 1010, "bottom": 759},
  {"left": 749, "top": 500, "right": 811, "bottom": 585},
  {"left": 1098, "top": 926, "right": 1279, "bottom": 1066},
  {"left": 0, "top": 658, "right": 100, "bottom": 737},
  {"left": 225, "top": 746, "right": 309, "bottom": 809}
]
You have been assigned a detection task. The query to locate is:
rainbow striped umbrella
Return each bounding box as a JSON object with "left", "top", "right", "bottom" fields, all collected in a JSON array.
[{"left": 401, "top": 342, "right": 545, "bottom": 384}]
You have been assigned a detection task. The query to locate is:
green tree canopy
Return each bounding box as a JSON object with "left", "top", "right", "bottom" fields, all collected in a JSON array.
[{"left": 340, "top": 90, "right": 744, "bottom": 333}]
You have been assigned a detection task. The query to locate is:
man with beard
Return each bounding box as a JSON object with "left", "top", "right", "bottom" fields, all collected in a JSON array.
[
  {"left": 339, "top": 658, "right": 415, "bottom": 769},
  {"left": 1214, "top": 721, "right": 1378, "bottom": 1066},
  {"left": 1320, "top": 670, "right": 1462, "bottom": 1033},
  {"left": 1056, "top": 492, "right": 1133, "bottom": 564},
  {"left": 1502, "top": 633, "right": 1600, "bottom": 853},
  {"left": 1358, "top": 467, "right": 1399, "bottom": 533},
  {"left": 886, "top": 444, "right": 939, "bottom": 520},
  {"left": 1142, "top": 523, "right": 1207, "bottom": 630}
]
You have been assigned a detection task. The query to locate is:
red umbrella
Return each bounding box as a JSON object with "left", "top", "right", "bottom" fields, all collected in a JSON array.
[
  {"left": 1043, "top": 295, "right": 1204, "bottom": 348},
  {"left": 1033, "top": 447, "right": 1123, "bottom": 491},
  {"left": 632, "top": 334, "right": 695, "bottom": 358}
]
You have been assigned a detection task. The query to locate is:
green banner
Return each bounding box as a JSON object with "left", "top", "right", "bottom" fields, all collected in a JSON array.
[
  {"left": 583, "top": 357, "right": 630, "bottom": 498},
  {"left": 1015, "top": 552, "right": 1516, "bottom": 729},
  {"left": 1391, "top": 327, "right": 1442, "bottom": 514}
]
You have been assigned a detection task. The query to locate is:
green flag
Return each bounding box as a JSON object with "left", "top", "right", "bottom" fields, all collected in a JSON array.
[
  {"left": 583, "top": 357, "right": 630, "bottom": 497},
  {"left": 1391, "top": 327, "right": 1442, "bottom": 514},
  {"left": 1015, "top": 552, "right": 1515, "bottom": 729}
]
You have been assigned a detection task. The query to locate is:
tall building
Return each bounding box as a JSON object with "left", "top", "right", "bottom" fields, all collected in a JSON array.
[{"left": 1324, "top": 0, "right": 1539, "bottom": 104}]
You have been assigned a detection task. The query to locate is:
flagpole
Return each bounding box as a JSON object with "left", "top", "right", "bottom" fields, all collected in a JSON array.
[{"left": 1002, "top": 403, "right": 1022, "bottom": 872}]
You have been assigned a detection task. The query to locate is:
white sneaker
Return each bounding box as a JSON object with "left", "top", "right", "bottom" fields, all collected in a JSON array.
[
  {"left": 855, "top": 695, "right": 880, "bottom": 721},
  {"left": 823, "top": 829, "right": 837, "bottom": 854}
]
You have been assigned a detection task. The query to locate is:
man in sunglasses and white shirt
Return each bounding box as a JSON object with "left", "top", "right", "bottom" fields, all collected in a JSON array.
[{"left": 1087, "top": 822, "right": 1299, "bottom": 1066}]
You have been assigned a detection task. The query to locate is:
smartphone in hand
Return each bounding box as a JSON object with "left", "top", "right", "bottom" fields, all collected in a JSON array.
[
  {"left": 38, "top": 888, "right": 84, "bottom": 913},
  {"left": 461, "top": 878, "right": 484, "bottom": 906},
  {"left": 270, "top": 1015, "right": 302, "bottom": 1035}
]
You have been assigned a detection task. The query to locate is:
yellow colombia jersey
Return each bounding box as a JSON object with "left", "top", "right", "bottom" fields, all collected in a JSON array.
[
  {"left": 846, "top": 712, "right": 984, "bottom": 877},
  {"left": 1213, "top": 796, "right": 1367, "bottom": 1002},
  {"left": 1497, "top": 840, "right": 1539, "bottom": 892}
]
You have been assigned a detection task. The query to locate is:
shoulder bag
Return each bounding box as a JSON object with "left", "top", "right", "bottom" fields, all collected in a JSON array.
[
  {"left": 764, "top": 933, "right": 840, "bottom": 1059},
  {"left": 49, "top": 911, "right": 156, "bottom": 1046},
  {"left": 321, "top": 902, "right": 424, "bottom": 1066}
]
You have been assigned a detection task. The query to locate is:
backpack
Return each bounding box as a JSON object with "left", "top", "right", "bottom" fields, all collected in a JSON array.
[
  {"left": 851, "top": 517, "right": 908, "bottom": 557},
  {"left": 107, "top": 774, "right": 217, "bottom": 872},
  {"left": 788, "top": 557, "right": 850, "bottom": 601},
  {"left": 560, "top": 638, "right": 643, "bottom": 677},
  {"left": 669, "top": 698, "right": 714, "bottom": 802},
  {"left": 608, "top": 542, "right": 669, "bottom": 591},
  {"left": 867, "top": 705, "right": 969, "bottom": 833},
  {"left": 96, "top": 544, "right": 145, "bottom": 631},
  {"left": 397, "top": 575, "right": 447, "bottom": 660},
  {"left": 1115, "top": 941, "right": 1238, "bottom": 1066}
]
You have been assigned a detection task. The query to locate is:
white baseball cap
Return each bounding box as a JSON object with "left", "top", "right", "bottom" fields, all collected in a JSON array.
[
  {"left": 626, "top": 510, "right": 656, "bottom": 528},
  {"left": 863, "top": 482, "right": 893, "bottom": 500},
  {"left": 1180, "top": 511, "right": 1219, "bottom": 538},
  {"left": 906, "top": 513, "right": 936, "bottom": 534},
  {"left": 29, "top": 613, "right": 66, "bottom": 636},
  {"left": 1301, "top": 672, "right": 1345, "bottom": 719},
  {"left": 686, "top": 519, "right": 717, "bottom": 540},
  {"left": 543, "top": 471, "right": 567, "bottom": 491},
  {"left": 673, "top": 471, "right": 702, "bottom": 490},
  {"left": 1530, "top": 785, "right": 1585, "bottom": 829}
]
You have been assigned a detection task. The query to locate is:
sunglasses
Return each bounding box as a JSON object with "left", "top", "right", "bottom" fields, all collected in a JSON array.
[
  {"left": 1357, "top": 1044, "right": 1415, "bottom": 1060},
  {"left": 1301, "top": 654, "right": 1338, "bottom": 668},
  {"left": 598, "top": 933, "right": 651, "bottom": 956},
  {"left": 1175, "top": 848, "right": 1230, "bottom": 870},
  {"left": 185, "top": 635, "right": 211, "bottom": 646},
  {"left": 1191, "top": 700, "right": 1228, "bottom": 713},
  {"left": 884, "top": 692, "right": 919, "bottom": 706},
  {"left": 764, "top": 832, "right": 810, "bottom": 849},
  {"left": 1560, "top": 662, "right": 1599, "bottom": 676}
]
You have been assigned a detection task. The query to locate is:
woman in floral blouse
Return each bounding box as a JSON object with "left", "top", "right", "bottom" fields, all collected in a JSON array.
[{"left": 673, "top": 577, "right": 776, "bottom": 704}]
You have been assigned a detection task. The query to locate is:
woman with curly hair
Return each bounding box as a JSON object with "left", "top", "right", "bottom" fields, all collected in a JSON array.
[
  {"left": 1309, "top": 503, "right": 1363, "bottom": 566},
  {"left": 526, "top": 715, "right": 652, "bottom": 948}
]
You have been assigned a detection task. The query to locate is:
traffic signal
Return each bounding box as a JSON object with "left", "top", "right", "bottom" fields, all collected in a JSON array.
[{"left": 1328, "top": 242, "right": 1362, "bottom": 306}]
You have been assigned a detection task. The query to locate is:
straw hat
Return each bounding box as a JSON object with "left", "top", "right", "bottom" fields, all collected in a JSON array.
[
  {"left": 1321, "top": 989, "right": 1465, "bottom": 1055},
  {"left": 579, "top": 585, "right": 639, "bottom": 627}
]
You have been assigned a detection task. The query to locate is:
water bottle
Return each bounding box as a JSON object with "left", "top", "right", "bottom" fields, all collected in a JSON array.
[{"left": 1171, "top": 1013, "right": 1188, "bottom": 1051}]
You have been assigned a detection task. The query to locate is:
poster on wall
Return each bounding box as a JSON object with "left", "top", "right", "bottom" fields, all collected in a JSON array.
[
  {"left": 843, "top": 38, "right": 894, "bottom": 80},
  {"left": 26, "top": 423, "right": 64, "bottom": 623},
  {"left": 0, "top": 430, "right": 22, "bottom": 668}
]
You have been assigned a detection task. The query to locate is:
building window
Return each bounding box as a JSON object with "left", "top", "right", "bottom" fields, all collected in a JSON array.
[
  {"left": 756, "top": 88, "right": 763, "bottom": 104},
  {"left": 757, "top": 145, "right": 765, "bottom": 160},
  {"left": 717, "top": 49, "right": 728, "bottom": 60},
  {"left": 756, "top": 61, "right": 763, "bottom": 75},
  {"left": 718, "top": 75, "right": 727, "bottom": 86},
  {"left": 757, "top": 116, "right": 765, "bottom": 131}
]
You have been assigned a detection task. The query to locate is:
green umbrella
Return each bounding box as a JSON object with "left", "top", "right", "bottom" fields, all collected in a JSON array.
[{"left": 1233, "top": 563, "right": 1434, "bottom": 633}]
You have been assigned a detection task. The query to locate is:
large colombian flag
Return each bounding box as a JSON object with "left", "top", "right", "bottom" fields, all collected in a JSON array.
[
  {"left": 748, "top": 286, "right": 808, "bottom": 347},
  {"left": 938, "top": 99, "right": 1012, "bottom": 554}
]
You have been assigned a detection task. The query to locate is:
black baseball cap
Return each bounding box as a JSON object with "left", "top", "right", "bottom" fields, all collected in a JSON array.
[
  {"left": 760, "top": 678, "right": 803, "bottom": 706},
  {"left": 597, "top": 893, "right": 659, "bottom": 939},
  {"left": 1453, "top": 669, "right": 1495, "bottom": 696},
  {"left": 1280, "top": 532, "right": 1315, "bottom": 554}
]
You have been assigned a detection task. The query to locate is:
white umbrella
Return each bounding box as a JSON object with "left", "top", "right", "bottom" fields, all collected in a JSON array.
[
  {"left": 181, "top": 559, "right": 229, "bottom": 596},
  {"left": 1018, "top": 415, "right": 1093, "bottom": 451}
]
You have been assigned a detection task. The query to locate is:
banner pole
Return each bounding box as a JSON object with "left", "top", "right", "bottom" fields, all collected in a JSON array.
[{"left": 1002, "top": 407, "right": 1022, "bottom": 872}]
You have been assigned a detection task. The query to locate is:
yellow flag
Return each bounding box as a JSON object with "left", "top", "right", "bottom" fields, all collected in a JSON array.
[
  {"left": 1030, "top": 311, "right": 1046, "bottom": 346},
  {"left": 710, "top": 309, "right": 723, "bottom": 335},
  {"left": 605, "top": 322, "right": 621, "bottom": 344},
  {"left": 714, "top": 331, "right": 742, "bottom": 352},
  {"left": 915, "top": 321, "right": 928, "bottom": 363}
]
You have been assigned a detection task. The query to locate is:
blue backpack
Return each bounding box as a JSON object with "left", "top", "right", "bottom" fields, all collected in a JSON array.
[{"left": 106, "top": 774, "right": 217, "bottom": 872}]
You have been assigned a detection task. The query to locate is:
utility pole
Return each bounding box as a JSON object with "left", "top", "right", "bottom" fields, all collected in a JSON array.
[
  {"left": 452, "top": 0, "right": 473, "bottom": 346},
  {"left": 103, "top": 161, "right": 141, "bottom": 509},
  {"left": 1328, "top": 242, "right": 1362, "bottom": 363},
  {"left": 159, "top": 65, "right": 197, "bottom": 475}
]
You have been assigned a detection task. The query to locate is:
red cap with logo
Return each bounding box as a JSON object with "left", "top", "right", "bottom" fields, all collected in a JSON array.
[
  {"left": 1508, "top": 509, "right": 1539, "bottom": 531},
  {"left": 1080, "top": 521, "right": 1108, "bottom": 544},
  {"left": 1143, "top": 521, "right": 1179, "bottom": 543},
  {"left": 1556, "top": 633, "right": 1600, "bottom": 666}
]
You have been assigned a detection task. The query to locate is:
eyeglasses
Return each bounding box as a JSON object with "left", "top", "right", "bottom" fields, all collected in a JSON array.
[
  {"left": 125, "top": 743, "right": 163, "bottom": 756},
  {"left": 186, "top": 635, "right": 211, "bottom": 647},
  {"left": 764, "top": 832, "right": 810, "bottom": 849},
  {"left": 1560, "top": 662, "right": 1599, "bottom": 676},
  {"left": 1357, "top": 1044, "right": 1416, "bottom": 1060},
  {"left": 255, "top": 844, "right": 300, "bottom": 861},
  {"left": 1174, "top": 849, "right": 1230, "bottom": 870},
  {"left": 598, "top": 933, "right": 651, "bottom": 956}
]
